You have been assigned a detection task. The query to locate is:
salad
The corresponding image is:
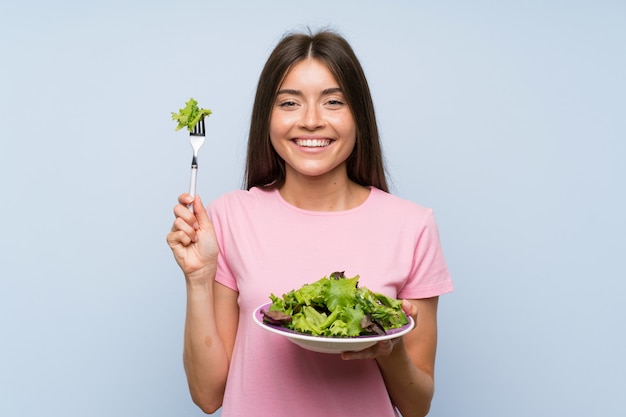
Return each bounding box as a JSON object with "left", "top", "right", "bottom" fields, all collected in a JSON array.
[
  {"left": 171, "top": 98, "right": 212, "bottom": 131},
  {"left": 262, "top": 271, "right": 409, "bottom": 337}
]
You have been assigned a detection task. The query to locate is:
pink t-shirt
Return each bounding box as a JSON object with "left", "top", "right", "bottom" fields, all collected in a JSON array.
[{"left": 207, "top": 187, "right": 453, "bottom": 417}]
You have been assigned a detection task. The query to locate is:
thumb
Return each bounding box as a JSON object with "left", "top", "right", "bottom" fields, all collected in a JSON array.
[
  {"left": 402, "top": 299, "right": 418, "bottom": 323},
  {"left": 192, "top": 195, "right": 211, "bottom": 228}
]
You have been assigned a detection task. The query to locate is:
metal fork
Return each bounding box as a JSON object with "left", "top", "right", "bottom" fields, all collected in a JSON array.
[{"left": 188, "top": 118, "right": 206, "bottom": 210}]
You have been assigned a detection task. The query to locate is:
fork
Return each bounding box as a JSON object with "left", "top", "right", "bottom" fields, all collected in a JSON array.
[{"left": 188, "top": 118, "right": 206, "bottom": 211}]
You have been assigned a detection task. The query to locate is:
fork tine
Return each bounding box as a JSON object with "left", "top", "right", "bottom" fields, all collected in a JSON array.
[{"left": 191, "top": 118, "right": 205, "bottom": 136}]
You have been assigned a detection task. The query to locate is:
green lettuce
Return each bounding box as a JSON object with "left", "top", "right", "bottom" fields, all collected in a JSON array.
[
  {"left": 265, "top": 272, "right": 408, "bottom": 337},
  {"left": 171, "top": 98, "right": 212, "bottom": 131}
]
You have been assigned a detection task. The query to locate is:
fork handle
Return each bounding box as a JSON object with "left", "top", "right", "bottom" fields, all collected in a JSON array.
[{"left": 188, "top": 167, "right": 198, "bottom": 212}]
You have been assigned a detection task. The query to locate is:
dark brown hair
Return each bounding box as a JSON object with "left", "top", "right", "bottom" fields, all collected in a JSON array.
[{"left": 244, "top": 29, "right": 388, "bottom": 192}]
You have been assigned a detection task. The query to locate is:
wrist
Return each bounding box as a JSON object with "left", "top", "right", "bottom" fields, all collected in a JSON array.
[
  {"left": 185, "top": 263, "right": 217, "bottom": 288},
  {"left": 376, "top": 338, "right": 409, "bottom": 367}
]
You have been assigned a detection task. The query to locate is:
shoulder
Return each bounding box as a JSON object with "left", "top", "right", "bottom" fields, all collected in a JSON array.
[
  {"left": 207, "top": 187, "right": 276, "bottom": 215},
  {"left": 369, "top": 187, "right": 434, "bottom": 220}
]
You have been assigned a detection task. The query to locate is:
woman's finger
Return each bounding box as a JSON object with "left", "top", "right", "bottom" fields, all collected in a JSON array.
[
  {"left": 166, "top": 229, "right": 192, "bottom": 248},
  {"left": 402, "top": 299, "right": 418, "bottom": 323},
  {"left": 177, "top": 193, "right": 194, "bottom": 206},
  {"left": 173, "top": 202, "right": 199, "bottom": 229},
  {"left": 341, "top": 339, "right": 393, "bottom": 360},
  {"left": 191, "top": 195, "right": 211, "bottom": 229},
  {"left": 172, "top": 216, "right": 197, "bottom": 239}
]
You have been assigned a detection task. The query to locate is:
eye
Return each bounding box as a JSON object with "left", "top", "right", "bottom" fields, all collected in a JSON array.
[
  {"left": 325, "top": 98, "right": 347, "bottom": 109},
  {"left": 277, "top": 100, "right": 298, "bottom": 108}
]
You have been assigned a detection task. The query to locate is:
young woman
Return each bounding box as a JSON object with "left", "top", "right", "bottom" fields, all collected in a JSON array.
[{"left": 166, "top": 29, "right": 453, "bottom": 417}]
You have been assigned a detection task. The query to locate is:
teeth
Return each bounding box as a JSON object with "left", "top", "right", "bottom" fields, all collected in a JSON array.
[{"left": 295, "top": 139, "right": 331, "bottom": 147}]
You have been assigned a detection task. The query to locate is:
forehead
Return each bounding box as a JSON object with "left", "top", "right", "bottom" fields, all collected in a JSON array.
[{"left": 280, "top": 58, "right": 339, "bottom": 88}]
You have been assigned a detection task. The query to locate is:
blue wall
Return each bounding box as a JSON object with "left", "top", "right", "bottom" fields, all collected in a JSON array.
[{"left": 1, "top": 1, "right": 624, "bottom": 416}]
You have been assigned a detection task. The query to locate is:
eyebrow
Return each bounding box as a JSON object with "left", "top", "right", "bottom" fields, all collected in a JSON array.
[{"left": 276, "top": 87, "right": 344, "bottom": 96}]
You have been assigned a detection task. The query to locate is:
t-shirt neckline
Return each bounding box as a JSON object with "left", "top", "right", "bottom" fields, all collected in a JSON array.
[{"left": 271, "top": 186, "right": 377, "bottom": 216}]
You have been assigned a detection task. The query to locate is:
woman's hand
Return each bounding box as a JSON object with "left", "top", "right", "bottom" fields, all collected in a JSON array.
[
  {"left": 166, "top": 194, "right": 219, "bottom": 284},
  {"left": 341, "top": 299, "right": 418, "bottom": 360}
]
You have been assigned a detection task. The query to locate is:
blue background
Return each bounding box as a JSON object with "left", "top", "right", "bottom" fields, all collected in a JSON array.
[{"left": 1, "top": 1, "right": 624, "bottom": 416}]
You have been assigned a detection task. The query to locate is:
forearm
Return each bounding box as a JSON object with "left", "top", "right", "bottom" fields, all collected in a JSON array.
[
  {"left": 183, "top": 279, "right": 230, "bottom": 413},
  {"left": 376, "top": 339, "right": 435, "bottom": 417}
]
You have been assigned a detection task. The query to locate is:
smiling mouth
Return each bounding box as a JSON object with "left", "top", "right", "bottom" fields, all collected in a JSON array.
[{"left": 294, "top": 138, "right": 332, "bottom": 147}]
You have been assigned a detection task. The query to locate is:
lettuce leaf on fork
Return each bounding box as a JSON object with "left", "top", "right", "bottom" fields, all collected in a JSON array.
[
  {"left": 171, "top": 98, "right": 212, "bottom": 131},
  {"left": 264, "top": 271, "right": 408, "bottom": 337}
]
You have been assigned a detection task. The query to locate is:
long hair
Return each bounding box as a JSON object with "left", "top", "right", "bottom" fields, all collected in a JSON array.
[{"left": 244, "top": 29, "right": 388, "bottom": 192}]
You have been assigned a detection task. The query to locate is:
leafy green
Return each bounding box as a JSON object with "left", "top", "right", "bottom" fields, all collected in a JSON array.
[
  {"left": 171, "top": 98, "right": 212, "bottom": 131},
  {"left": 265, "top": 272, "right": 408, "bottom": 337}
]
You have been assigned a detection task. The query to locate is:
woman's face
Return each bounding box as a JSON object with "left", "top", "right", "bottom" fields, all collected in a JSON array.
[{"left": 269, "top": 58, "right": 357, "bottom": 182}]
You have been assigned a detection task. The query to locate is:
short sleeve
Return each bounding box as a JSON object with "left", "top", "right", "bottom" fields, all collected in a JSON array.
[
  {"left": 206, "top": 196, "right": 239, "bottom": 292},
  {"left": 398, "top": 209, "right": 453, "bottom": 299}
]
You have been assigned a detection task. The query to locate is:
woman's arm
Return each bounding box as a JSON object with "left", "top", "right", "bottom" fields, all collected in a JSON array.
[
  {"left": 167, "top": 195, "right": 239, "bottom": 413},
  {"left": 378, "top": 297, "right": 438, "bottom": 417},
  {"left": 342, "top": 297, "right": 439, "bottom": 417},
  {"left": 183, "top": 280, "right": 238, "bottom": 413}
]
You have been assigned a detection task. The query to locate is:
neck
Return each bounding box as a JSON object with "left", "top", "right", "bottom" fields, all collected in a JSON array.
[{"left": 278, "top": 172, "right": 369, "bottom": 212}]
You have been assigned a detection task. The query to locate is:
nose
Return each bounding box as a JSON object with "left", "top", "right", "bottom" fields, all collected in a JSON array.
[{"left": 300, "top": 104, "right": 324, "bottom": 130}]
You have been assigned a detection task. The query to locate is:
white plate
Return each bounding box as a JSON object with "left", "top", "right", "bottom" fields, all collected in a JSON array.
[{"left": 252, "top": 302, "right": 415, "bottom": 354}]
